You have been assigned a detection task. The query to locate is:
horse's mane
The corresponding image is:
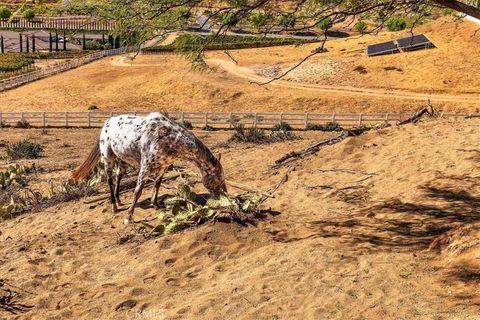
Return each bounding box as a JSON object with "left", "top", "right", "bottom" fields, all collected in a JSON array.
[
  {"left": 157, "top": 112, "right": 219, "bottom": 167},
  {"left": 192, "top": 135, "right": 219, "bottom": 167}
]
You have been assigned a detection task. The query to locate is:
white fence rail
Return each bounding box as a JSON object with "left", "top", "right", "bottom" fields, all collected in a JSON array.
[
  {"left": 0, "top": 47, "right": 126, "bottom": 92},
  {"left": 0, "top": 111, "right": 477, "bottom": 129},
  {"left": 0, "top": 16, "right": 114, "bottom": 31}
]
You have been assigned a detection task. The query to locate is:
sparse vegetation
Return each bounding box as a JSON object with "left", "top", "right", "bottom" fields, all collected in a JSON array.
[
  {"left": 15, "top": 119, "right": 31, "bottom": 129},
  {"left": 229, "top": 124, "right": 298, "bottom": 143},
  {"left": 272, "top": 122, "right": 293, "bottom": 132},
  {"left": 202, "top": 124, "right": 215, "bottom": 131},
  {"left": 178, "top": 120, "right": 193, "bottom": 129},
  {"left": 6, "top": 140, "right": 43, "bottom": 159},
  {"left": 88, "top": 104, "right": 98, "bottom": 110},
  {"left": 23, "top": 8, "right": 35, "bottom": 20},
  {"left": 306, "top": 122, "right": 343, "bottom": 131}
]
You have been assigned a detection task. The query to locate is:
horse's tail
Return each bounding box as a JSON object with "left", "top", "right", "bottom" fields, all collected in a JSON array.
[{"left": 70, "top": 141, "right": 101, "bottom": 181}]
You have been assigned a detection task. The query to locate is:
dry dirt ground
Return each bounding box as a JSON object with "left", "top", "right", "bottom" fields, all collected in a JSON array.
[
  {"left": 0, "top": 17, "right": 479, "bottom": 114},
  {"left": 1, "top": 117, "right": 480, "bottom": 319}
]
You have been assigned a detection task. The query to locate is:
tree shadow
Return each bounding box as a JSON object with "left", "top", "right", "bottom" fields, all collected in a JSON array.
[
  {"left": 0, "top": 281, "right": 34, "bottom": 316},
  {"left": 272, "top": 174, "right": 480, "bottom": 253}
]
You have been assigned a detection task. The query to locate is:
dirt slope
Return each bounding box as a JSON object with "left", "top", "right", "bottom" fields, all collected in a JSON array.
[
  {"left": 0, "top": 17, "right": 479, "bottom": 113},
  {"left": 1, "top": 118, "right": 479, "bottom": 319}
]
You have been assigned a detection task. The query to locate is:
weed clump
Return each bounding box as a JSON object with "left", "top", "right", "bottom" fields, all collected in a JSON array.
[
  {"left": 6, "top": 139, "right": 43, "bottom": 159},
  {"left": 229, "top": 124, "right": 299, "bottom": 144},
  {"left": 178, "top": 120, "right": 193, "bottom": 130},
  {"left": 306, "top": 122, "right": 343, "bottom": 132},
  {"left": 15, "top": 119, "right": 31, "bottom": 128}
]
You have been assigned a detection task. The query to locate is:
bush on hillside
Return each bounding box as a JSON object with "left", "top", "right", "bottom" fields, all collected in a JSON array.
[
  {"left": 386, "top": 17, "right": 407, "bottom": 31},
  {"left": 355, "top": 21, "right": 368, "bottom": 33},
  {"left": 23, "top": 8, "right": 35, "bottom": 20},
  {"left": 0, "top": 6, "right": 11, "bottom": 19}
]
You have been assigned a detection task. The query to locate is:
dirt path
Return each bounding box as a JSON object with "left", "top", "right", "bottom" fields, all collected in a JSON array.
[{"left": 206, "top": 58, "right": 480, "bottom": 104}]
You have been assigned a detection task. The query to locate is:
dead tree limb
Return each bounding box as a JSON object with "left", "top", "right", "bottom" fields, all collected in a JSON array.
[
  {"left": 268, "top": 166, "right": 294, "bottom": 195},
  {"left": 465, "top": 115, "right": 480, "bottom": 119},
  {"left": 272, "top": 128, "right": 365, "bottom": 169},
  {"left": 397, "top": 107, "right": 431, "bottom": 126}
]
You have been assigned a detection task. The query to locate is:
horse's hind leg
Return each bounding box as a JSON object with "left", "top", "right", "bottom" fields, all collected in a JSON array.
[
  {"left": 151, "top": 166, "right": 167, "bottom": 208},
  {"left": 114, "top": 161, "right": 127, "bottom": 205},
  {"left": 102, "top": 153, "right": 118, "bottom": 214}
]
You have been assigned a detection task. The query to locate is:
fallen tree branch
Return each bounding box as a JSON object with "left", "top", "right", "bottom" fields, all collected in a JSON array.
[
  {"left": 268, "top": 166, "right": 294, "bottom": 195},
  {"left": 317, "top": 168, "right": 377, "bottom": 176},
  {"left": 465, "top": 115, "right": 480, "bottom": 119},
  {"left": 304, "top": 184, "right": 366, "bottom": 191},
  {"left": 272, "top": 128, "right": 366, "bottom": 169},
  {"left": 397, "top": 107, "right": 431, "bottom": 126}
]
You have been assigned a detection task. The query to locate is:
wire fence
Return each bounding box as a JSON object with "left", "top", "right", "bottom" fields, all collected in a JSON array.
[
  {"left": 0, "top": 16, "right": 114, "bottom": 31},
  {"left": 0, "top": 111, "right": 477, "bottom": 129},
  {"left": 0, "top": 47, "right": 126, "bottom": 91}
]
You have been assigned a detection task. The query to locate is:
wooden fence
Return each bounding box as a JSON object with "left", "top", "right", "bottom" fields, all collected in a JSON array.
[
  {"left": 0, "top": 16, "right": 114, "bottom": 31},
  {"left": 0, "top": 111, "right": 477, "bottom": 129},
  {"left": 0, "top": 47, "right": 126, "bottom": 91}
]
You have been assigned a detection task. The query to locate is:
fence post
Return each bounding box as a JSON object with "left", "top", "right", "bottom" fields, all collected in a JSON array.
[
  {"left": 181, "top": 111, "right": 185, "bottom": 122},
  {"left": 332, "top": 113, "right": 336, "bottom": 123},
  {"left": 280, "top": 112, "right": 283, "bottom": 124},
  {"left": 358, "top": 113, "right": 363, "bottom": 126},
  {"left": 385, "top": 113, "right": 389, "bottom": 122},
  {"left": 229, "top": 112, "right": 233, "bottom": 129},
  {"left": 88, "top": 112, "right": 91, "bottom": 127},
  {"left": 254, "top": 112, "right": 258, "bottom": 129},
  {"left": 65, "top": 112, "right": 68, "bottom": 127},
  {"left": 204, "top": 112, "right": 208, "bottom": 127},
  {"left": 304, "top": 113, "right": 308, "bottom": 129},
  {"left": 42, "top": 112, "right": 46, "bottom": 128},
  {"left": 0, "top": 112, "right": 2, "bottom": 125}
]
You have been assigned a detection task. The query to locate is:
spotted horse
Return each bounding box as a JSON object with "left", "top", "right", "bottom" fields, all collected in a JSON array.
[{"left": 71, "top": 112, "right": 227, "bottom": 222}]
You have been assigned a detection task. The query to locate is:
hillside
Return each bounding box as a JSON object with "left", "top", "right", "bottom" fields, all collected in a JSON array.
[
  {"left": 1, "top": 117, "right": 480, "bottom": 319},
  {"left": 0, "top": 17, "right": 479, "bottom": 113}
]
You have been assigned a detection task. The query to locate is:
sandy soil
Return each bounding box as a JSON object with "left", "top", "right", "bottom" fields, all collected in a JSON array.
[
  {"left": 0, "top": 17, "right": 479, "bottom": 114},
  {"left": 1, "top": 117, "right": 480, "bottom": 319}
]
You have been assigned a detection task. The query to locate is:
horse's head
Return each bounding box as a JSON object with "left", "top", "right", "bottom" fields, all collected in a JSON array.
[{"left": 202, "top": 153, "right": 227, "bottom": 197}]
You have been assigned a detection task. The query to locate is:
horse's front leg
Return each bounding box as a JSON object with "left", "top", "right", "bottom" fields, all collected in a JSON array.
[
  {"left": 127, "top": 161, "right": 149, "bottom": 223},
  {"left": 151, "top": 166, "right": 167, "bottom": 208}
]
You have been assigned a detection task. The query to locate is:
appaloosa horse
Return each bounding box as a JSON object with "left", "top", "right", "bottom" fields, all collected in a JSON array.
[{"left": 71, "top": 112, "right": 227, "bottom": 222}]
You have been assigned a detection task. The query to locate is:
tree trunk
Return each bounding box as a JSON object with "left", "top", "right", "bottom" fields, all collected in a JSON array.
[{"left": 433, "top": 0, "right": 480, "bottom": 19}]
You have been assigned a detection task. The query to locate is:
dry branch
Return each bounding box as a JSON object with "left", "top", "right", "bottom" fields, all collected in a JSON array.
[
  {"left": 397, "top": 107, "right": 432, "bottom": 125},
  {"left": 272, "top": 128, "right": 366, "bottom": 169}
]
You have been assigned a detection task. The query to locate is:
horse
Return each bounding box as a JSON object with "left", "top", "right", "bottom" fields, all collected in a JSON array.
[{"left": 71, "top": 112, "right": 227, "bottom": 222}]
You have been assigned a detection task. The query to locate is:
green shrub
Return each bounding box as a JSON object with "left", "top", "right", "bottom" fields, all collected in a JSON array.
[
  {"left": 15, "top": 119, "right": 31, "bottom": 128},
  {"left": 88, "top": 104, "right": 98, "bottom": 110},
  {"left": 386, "top": 17, "right": 407, "bottom": 31},
  {"left": 269, "top": 129, "right": 297, "bottom": 142},
  {"left": 0, "top": 54, "right": 34, "bottom": 72},
  {"left": 272, "top": 122, "right": 293, "bottom": 132},
  {"left": 316, "top": 17, "right": 332, "bottom": 31},
  {"left": 0, "top": 121, "right": 6, "bottom": 128},
  {"left": 0, "top": 6, "right": 12, "bottom": 20},
  {"left": 221, "top": 12, "right": 239, "bottom": 26},
  {"left": 23, "top": 8, "right": 35, "bottom": 20},
  {"left": 276, "top": 13, "right": 296, "bottom": 29},
  {"left": 0, "top": 6, "right": 11, "bottom": 19},
  {"left": 249, "top": 12, "right": 268, "bottom": 30},
  {"left": 6, "top": 140, "right": 43, "bottom": 159},
  {"left": 355, "top": 21, "right": 368, "bottom": 33}
]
